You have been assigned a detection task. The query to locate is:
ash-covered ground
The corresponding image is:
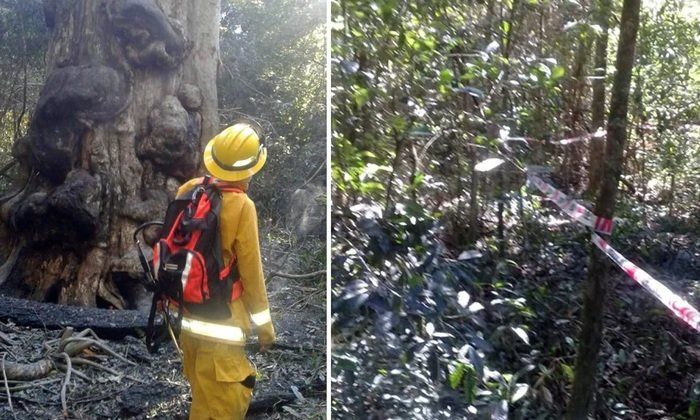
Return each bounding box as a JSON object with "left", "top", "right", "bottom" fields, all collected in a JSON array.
[{"left": 0, "top": 234, "right": 326, "bottom": 419}]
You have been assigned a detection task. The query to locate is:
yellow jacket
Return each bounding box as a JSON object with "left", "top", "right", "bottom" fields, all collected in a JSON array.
[{"left": 175, "top": 177, "right": 275, "bottom": 347}]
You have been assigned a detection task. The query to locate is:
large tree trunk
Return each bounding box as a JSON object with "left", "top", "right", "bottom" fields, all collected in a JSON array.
[
  {"left": 587, "top": 0, "right": 612, "bottom": 198},
  {"left": 567, "top": 0, "right": 641, "bottom": 417},
  {"left": 0, "top": 0, "right": 221, "bottom": 309}
]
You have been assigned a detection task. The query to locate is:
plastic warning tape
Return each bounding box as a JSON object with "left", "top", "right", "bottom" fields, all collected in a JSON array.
[
  {"left": 553, "top": 129, "right": 606, "bottom": 145},
  {"left": 591, "top": 233, "right": 700, "bottom": 332},
  {"left": 528, "top": 174, "right": 614, "bottom": 235}
]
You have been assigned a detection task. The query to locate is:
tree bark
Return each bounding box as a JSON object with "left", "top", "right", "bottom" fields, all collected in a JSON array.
[
  {"left": 587, "top": 0, "right": 612, "bottom": 198},
  {"left": 468, "top": 147, "right": 479, "bottom": 246},
  {"left": 560, "top": 31, "right": 591, "bottom": 191},
  {"left": 567, "top": 0, "right": 641, "bottom": 417},
  {"left": 0, "top": 0, "right": 221, "bottom": 309}
]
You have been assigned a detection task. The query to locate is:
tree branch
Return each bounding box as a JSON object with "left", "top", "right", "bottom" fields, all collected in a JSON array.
[
  {"left": 267, "top": 270, "right": 326, "bottom": 280},
  {"left": 59, "top": 353, "right": 71, "bottom": 416}
]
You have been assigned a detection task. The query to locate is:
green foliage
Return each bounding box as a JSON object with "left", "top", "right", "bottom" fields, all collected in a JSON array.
[
  {"left": 332, "top": 202, "right": 525, "bottom": 417},
  {"left": 624, "top": 0, "right": 700, "bottom": 221},
  {"left": 333, "top": 0, "right": 700, "bottom": 417},
  {"left": 0, "top": 0, "right": 48, "bottom": 192},
  {"left": 219, "top": 0, "right": 326, "bottom": 216}
]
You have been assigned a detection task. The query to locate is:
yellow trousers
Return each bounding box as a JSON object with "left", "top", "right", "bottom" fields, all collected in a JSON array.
[{"left": 180, "top": 332, "right": 256, "bottom": 419}]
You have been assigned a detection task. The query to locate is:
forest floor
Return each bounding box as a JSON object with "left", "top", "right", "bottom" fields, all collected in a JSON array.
[
  {"left": 0, "top": 233, "right": 326, "bottom": 420},
  {"left": 488, "top": 205, "right": 700, "bottom": 418}
]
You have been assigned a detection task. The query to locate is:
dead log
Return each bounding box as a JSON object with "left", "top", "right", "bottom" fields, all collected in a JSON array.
[{"left": 0, "top": 295, "right": 151, "bottom": 337}]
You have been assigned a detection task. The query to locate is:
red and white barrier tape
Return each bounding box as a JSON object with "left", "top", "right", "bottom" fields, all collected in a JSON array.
[
  {"left": 526, "top": 171, "right": 699, "bottom": 332},
  {"left": 592, "top": 233, "right": 700, "bottom": 332},
  {"left": 528, "top": 174, "right": 614, "bottom": 235},
  {"left": 553, "top": 129, "right": 606, "bottom": 145}
]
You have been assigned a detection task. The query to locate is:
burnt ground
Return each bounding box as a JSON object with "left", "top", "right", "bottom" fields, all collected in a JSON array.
[{"left": 0, "top": 233, "right": 326, "bottom": 419}]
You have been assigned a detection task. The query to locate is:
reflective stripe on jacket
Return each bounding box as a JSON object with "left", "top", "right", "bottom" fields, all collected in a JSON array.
[{"left": 176, "top": 177, "right": 276, "bottom": 346}]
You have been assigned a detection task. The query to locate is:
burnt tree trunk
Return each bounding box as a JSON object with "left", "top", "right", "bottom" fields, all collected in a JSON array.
[
  {"left": 0, "top": 0, "right": 221, "bottom": 309},
  {"left": 567, "top": 0, "right": 641, "bottom": 417}
]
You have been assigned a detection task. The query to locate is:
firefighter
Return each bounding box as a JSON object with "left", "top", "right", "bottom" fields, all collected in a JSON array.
[{"left": 176, "top": 123, "right": 275, "bottom": 419}]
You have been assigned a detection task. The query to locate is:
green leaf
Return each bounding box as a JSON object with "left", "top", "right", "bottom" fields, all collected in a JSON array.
[
  {"left": 464, "top": 366, "right": 476, "bottom": 403},
  {"left": 358, "top": 181, "right": 385, "bottom": 194},
  {"left": 439, "top": 68, "right": 455, "bottom": 84},
  {"left": 561, "top": 363, "right": 575, "bottom": 382},
  {"left": 510, "top": 383, "right": 529, "bottom": 402},
  {"left": 475, "top": 158, "right": 505, "bottom": 172},
  {"left": 551, "top": 65, "right": 566, "bottom": 81},
  {"left": 501, "top": 20, "right": 510, "bottom": 36},
  {"left": 378, "top": 0, "right": 397, "bottom": 20},
  {"left": 536, "top": 62, "right": 551, "bottom": 78},
  {"left": 449, "top": 362, "right": 466, "bottom": 389},
  {"left": 353, "top": 87, "right": 370, "bottom": 108},
  {"left": 511, "top": 326, "right": 530, "bottom": 345},
  {"left": 438, "top": 69, "right": 455, "bottom": 94},
  {"left": 410, "top": 172, "right": 425, "bottom": 188},
  {"left": 389, "top": 115, "right": 408, "bottom": 131}
]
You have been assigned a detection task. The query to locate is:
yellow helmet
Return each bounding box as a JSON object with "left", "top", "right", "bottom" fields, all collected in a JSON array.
[{"left": 203, "top": 123, "right": 267, "bottom": 182}]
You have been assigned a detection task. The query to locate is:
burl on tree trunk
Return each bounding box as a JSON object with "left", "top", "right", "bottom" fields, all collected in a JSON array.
[{"left": 0, "top": 0, "right": 220, "bottom": 309}]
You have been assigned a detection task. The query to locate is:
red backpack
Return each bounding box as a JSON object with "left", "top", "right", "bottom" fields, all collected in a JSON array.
[{"left": 144, "top": 176, "right": 243, "bottom": 349}]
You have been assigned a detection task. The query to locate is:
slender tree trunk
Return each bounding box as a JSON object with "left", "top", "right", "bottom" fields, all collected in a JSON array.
[
  {"left": 0, "top": 0, "right": 221, "bottom": 309},
  {"left": 468, "top": 146, "right": 479, "bottom": 246},
  {"left": 560, "top": 36, "right": 590, "bottom": 191},
  {"left": 587, "top": 0, "right": 612, "bottom": 198},
  {"left": 567, "top": 0, "right": 641, "bottom": 417},
  {"left": 384, "top": 132, "right": 404, "bottom": 215},
  {"left": 668, "top": 173, "right": 675, "bottom": 218},
  {"left": 497, "top": 169, "right": 505, "bottom": 257}
]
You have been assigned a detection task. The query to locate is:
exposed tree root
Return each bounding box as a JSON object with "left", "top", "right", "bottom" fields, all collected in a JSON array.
[
  {"left": 1, "top": 353, "right": 13, "bottom": 415},
  {"left": 0, "top": 326, "right": 150, "bottom": 420},
  {"left": 59, "top": 352, "right": 71, "bottom": 415},
  {"left": 1, "top": 358, "right": 53, "bottom": 381}
]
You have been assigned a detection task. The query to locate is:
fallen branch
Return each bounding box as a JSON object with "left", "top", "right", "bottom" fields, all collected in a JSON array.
[
  {"left": 270, "top": 342, "right": 324, "bottom": 354},
  {"left": 1, "top": 377, "right": 62, "bottom": 393},
  {"left": 2, "top": 353, "right": 14, "bottom": 416},
  {"left": 53, "top": 363, "right": 90, "bottom": 383},
  {"left": 0, "top": 159, "right": 17, "bottom": 178},
  {"left": 298, "top": 160, "right": 325, "bottom": 190},
  {"left": 267, "top": 270, "right": 326, "bottom": 280},
  {"left": 61, "top": 337, "right": 135, "bottom": 366},
  {"left": 69, "top": 357, "right": 120, "bottom": 377},
  {"left": 0, "top": 327, "right": 135, "bottom": 394},
  {"left": 59, "top": 353, "right": 71, "bottom": 415}
]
